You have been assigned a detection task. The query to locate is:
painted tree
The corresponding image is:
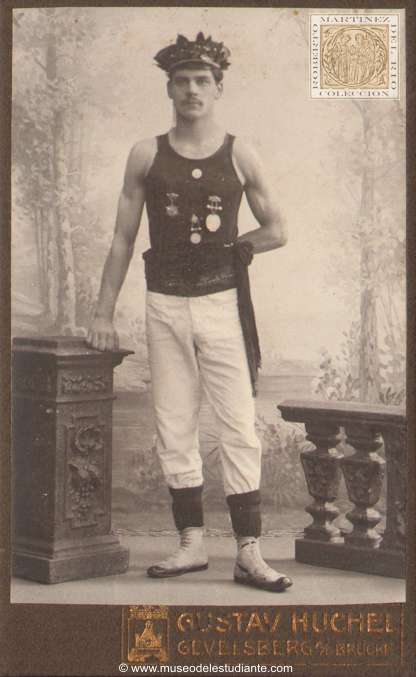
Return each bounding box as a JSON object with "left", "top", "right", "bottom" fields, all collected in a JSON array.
[
  {"left": 316, "top": 99, "right": 405, "bottom": 404},
  {"left": 13, "top": 8, "right": 100, "bottom": 333},
  {"left": 358, "top": 101, "right": 405, "bottom": 401}
]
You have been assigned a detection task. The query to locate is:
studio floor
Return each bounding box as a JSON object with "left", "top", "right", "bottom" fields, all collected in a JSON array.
[{"left": 10, "top": 534, "right": 405, "bottom": 606}]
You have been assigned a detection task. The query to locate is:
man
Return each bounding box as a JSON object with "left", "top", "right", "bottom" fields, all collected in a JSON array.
[{"left": 87, "top": 33, "right": 292, "bottom": 592}]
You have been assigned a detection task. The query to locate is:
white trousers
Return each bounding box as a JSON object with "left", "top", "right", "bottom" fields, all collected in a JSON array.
[{"left": 146, "top": 289, "right": 262, "bottom": 496}]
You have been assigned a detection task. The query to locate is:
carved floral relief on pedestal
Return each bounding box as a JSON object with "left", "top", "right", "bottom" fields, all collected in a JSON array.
[
  {"left": 65, "top": 418, "right": 106, "bottom": 528},
  {"left": 62, "top": 371, "right": 110, "bottom": 394}
]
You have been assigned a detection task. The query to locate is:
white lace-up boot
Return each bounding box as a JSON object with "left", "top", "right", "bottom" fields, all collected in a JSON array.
[
  {"left": 147, "top": 527, "right": 208, "bottom": 578},
  {"left": 234, "top": 537, "right": 292, "bottom": 592}
]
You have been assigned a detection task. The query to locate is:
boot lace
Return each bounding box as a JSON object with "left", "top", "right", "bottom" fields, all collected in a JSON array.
[{"left": 239, "top": 541, "right": 278, "bottom": 578}]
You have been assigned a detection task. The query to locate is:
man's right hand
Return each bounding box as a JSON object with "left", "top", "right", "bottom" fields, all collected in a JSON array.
[{"left": 86, "top": 317, "right": 119, "bottom": 351}]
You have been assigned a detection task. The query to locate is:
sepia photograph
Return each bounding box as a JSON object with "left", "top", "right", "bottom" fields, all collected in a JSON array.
[{"left": 9, "top": 2, "right": 407, "bottom": 656}]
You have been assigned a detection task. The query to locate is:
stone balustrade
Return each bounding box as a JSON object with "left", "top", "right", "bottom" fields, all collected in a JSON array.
[
  {"left": 12, "top": 336, "right": 133, "bottom": 584},
  {"left": 278, "top": 399, "right": 406, "bottom": 579}
]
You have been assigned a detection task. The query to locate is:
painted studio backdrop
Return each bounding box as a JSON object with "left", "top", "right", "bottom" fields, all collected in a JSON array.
[{"left": 12, "top": 7, "right": 406, "bottom": 533}]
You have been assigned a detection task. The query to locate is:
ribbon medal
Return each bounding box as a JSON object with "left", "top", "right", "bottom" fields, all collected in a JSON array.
[
  {"left": 206, "top": 196, "right": 222, "bottom": 232},
  {"left": 165, "top": 193, "right": 179, "bottom": 218},
  {"left": 190, "top": 214, "right": 202, "bottom": 244}
]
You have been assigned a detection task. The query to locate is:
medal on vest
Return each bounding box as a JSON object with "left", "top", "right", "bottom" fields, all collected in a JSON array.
[
  {"left": 206, "top": 196, "right": 222, "bottom": 232},
  {"left": 190, "top": 214, "right": 202, "bottom": 244},
  {"left": 165, "top": 193, "right": 179, "bottom": 217}
]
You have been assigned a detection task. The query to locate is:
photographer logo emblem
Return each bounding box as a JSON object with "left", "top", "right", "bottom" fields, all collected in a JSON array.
[{"left": 124, "top": 606, "right": 169, "bottom": 664}]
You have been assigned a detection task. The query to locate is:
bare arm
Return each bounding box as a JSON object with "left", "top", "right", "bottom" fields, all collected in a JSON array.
[
  {"left": 86, "top": 139, "right": 156, "bottom": 351},
  {"left": 232, "top": 139, "right": 287, "bottom": 253}
]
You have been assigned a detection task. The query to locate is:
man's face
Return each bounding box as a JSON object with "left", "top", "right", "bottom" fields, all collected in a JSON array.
[{"left": 167, "top": 68, "right": 223, "bottom": 120}]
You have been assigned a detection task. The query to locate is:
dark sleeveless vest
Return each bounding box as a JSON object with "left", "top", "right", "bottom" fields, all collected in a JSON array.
[{"left": 143, "top": 132, "right": 244, "bottom": 296}]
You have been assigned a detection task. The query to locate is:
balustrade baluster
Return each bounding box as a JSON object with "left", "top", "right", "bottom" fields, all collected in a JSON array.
[
  {"left": 341, "top": 424, "right": 386, "bottom": 548},
  {"left": 379, "top": 424, "right": 406, "bottom": 551},
  {"left": 301, "top": 421, "right": 343, "bottom": 542}
]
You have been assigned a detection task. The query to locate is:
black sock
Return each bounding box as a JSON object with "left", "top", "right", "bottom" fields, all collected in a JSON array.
[
  {"left": 169, "top": 485, "right": 204, "bottom": 531},
  {"left": 226, "top": 490, "right": 262, "bottom": 538}
]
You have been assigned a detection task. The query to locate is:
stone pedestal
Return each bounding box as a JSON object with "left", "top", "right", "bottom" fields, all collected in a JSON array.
[{"left": 12, "top": 336, "right": 133, "bottom": 584}]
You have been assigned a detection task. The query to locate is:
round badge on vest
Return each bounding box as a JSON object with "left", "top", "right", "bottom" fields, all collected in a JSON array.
[
  {"left": 192, "top": 168, "right": 202, "bottom": 179},
  {"left": 190, "top": 232, "right": 202, "bottom": 244}
]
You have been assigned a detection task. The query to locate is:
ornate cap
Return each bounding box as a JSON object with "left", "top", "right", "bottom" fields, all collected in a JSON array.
[{"left": 154, "top": 32, "right": 231, "bottom": 73}]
